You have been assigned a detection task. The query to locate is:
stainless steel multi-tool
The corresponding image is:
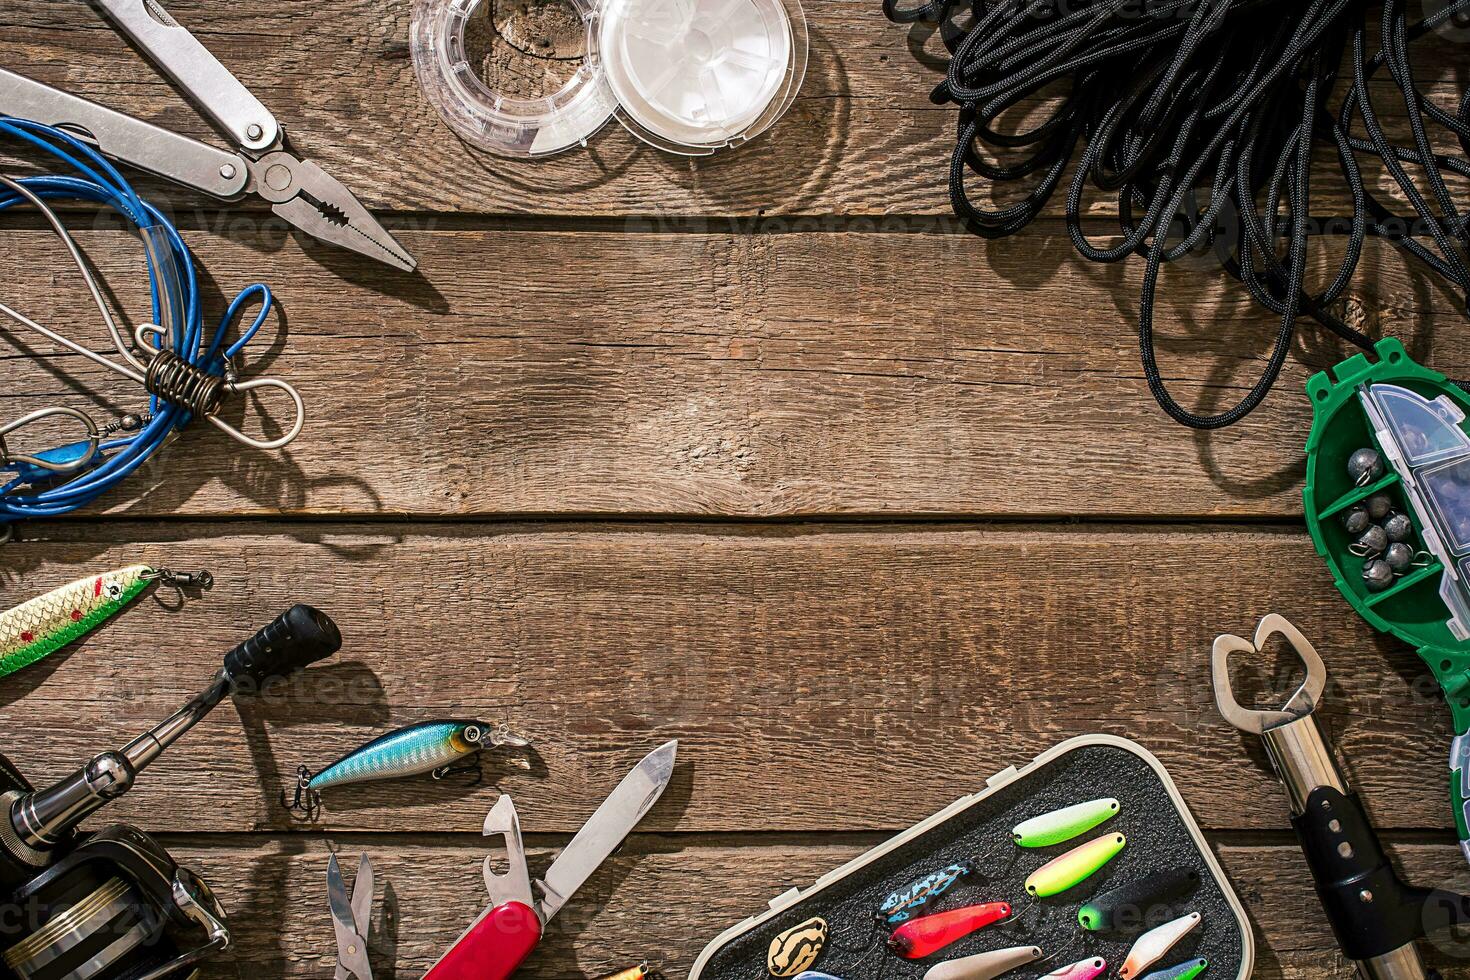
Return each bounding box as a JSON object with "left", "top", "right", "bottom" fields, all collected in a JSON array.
[{"left": 1, "top": 0, "right": 416, "bottom": 272}]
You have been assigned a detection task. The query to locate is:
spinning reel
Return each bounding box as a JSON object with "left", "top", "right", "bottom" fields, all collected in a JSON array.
[{"left": 0, "top": 604, "right": 342, "bottom": 980}]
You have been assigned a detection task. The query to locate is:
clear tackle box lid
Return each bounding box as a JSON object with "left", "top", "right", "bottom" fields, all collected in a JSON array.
[{"left": 1360, "top": 382, "right": 1470, "bottom": 640}]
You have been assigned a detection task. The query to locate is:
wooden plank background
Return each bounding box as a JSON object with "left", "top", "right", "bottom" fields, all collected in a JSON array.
[{"left": 4, "top": 1, "right": 1470, "bottom": 977}]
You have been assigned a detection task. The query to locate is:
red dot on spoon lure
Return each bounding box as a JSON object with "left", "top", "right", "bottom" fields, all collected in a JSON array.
[{"left": 887, "top": 902, "right": 1011, "bottom": 959}]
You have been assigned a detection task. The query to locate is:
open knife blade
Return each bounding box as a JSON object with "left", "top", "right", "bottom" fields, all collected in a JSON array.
[{"left": 536, "top": 739, "right": 677, "bottom": 922}]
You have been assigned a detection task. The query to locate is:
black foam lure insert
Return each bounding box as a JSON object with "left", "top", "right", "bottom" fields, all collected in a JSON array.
[{"left": 691, "top": 743, "right": 1248, "bottom": 980}]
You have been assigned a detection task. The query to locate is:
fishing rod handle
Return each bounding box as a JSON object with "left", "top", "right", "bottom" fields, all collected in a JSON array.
[
  {"left": 222, "top": 603, "right": 341, "bottom": 692},
  {"left": 9, "top": 605, "right": 341, "bottom": 852}
]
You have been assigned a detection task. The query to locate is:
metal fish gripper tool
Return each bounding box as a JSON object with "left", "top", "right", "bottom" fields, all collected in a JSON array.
[{"left": 1212, "top": 613, "right": 1470, "bottom": 980}]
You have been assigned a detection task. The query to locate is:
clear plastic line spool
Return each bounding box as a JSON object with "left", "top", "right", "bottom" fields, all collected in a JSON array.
[
  {"left": 592, "top": 0, "right": 808, "bottom": 155},
  {"left": 411, "top": 0, "right": 618, "bottom": 158},
  {"left": 412, "top": 0, "right": 807, "bottom": 157}
]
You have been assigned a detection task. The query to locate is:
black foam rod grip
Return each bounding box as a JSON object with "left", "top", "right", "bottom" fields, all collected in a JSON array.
[{"left": 223, "top": 604, "right": 341, "bottom": 692}]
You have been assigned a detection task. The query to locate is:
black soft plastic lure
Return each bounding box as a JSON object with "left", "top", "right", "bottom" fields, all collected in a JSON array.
[{"left": 1077, "top": 868, "right": 1201, "bottom": 934}]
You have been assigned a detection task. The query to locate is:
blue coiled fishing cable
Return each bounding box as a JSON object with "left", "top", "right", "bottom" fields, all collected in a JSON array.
[{"left": 0, "top": 116, "right": 275, "bottom": 528}]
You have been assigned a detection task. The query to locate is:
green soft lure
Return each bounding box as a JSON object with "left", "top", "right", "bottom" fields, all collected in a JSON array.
[
  {"left": 0, "top": 565, "right": 155, "bottom": 680},
  {"left": 1025, "top": 833, "right": 1126, "bottom": 897},
  {"left": 1012, "top": 798, "right": 1120, "bottom": 847}
]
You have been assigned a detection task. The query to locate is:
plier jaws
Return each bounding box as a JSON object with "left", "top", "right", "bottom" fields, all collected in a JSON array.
[{"left": 255, "top": 150, "right": 417, "bottom": 272}]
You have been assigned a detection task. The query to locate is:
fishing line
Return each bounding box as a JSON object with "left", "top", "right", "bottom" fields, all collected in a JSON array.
[
  {"left": 0, "top": 116, "right": 296, "bottom": 531},
  {"left": 884, "top": 0, "right": 1470, "bottom": 429}
]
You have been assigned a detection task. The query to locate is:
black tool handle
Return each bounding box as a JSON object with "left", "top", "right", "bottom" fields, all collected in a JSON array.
[
  {"left": 223, "top": 604, "right": 341, "bottom": 692},
  {"left": 1293, "top": 786, "right": 1436, "bottom": 962}
]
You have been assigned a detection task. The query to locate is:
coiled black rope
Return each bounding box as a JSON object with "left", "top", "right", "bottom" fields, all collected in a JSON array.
[{"left": 883, "top": 0, "right": 1470, "bottom": 428}]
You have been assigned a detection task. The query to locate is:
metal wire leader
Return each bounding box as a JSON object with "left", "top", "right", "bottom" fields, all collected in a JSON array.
[{"left": 0, "top": 116, "right": 305, "bottom": 531}]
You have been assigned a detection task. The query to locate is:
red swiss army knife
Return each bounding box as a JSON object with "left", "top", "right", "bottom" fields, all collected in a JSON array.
[{"left": 423, "top": 740, "right": 678, "bottom": 980}]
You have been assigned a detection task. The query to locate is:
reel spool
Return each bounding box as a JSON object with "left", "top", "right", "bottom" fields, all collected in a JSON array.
[
  {"left": 0, "top": 825, "right": 228, "bottom": 980},
  {"left": 411, "top": 0, "right": 807, "bottom": 157}
]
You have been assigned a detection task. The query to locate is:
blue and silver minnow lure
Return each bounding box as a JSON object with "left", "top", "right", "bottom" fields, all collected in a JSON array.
[{"left": 284, "top": 719, "right": 529, "bottom": 817}]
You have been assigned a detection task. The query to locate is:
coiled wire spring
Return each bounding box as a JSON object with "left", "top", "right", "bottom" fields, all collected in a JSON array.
[{"left": 145, "top": 349, "right": 227, "bottom": 422}]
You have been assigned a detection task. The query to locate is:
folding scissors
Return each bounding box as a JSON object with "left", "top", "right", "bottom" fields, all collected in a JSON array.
[
  {"left": 327, "top": 853, "right": 376, "bottom": 980},
  {"left": 0, "top": 0, "right": 416, "bottom": 272}
]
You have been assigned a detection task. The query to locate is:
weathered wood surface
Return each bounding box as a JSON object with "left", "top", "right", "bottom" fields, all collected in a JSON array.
[
  {"left": 157, "top": 838, "right": 1470, "bottom": 978},
  {"left": 4, "top": 1, "right": 1465, "bottom": 218},
  {"left": 0, "top": 521, "right": 1458, "bottom": 834},
  {"left": 3, "top": 228, "right": 1467, "bottom": 519},
  {"left": 4, "top": 3, "right": 1470, "bottom": 978}
]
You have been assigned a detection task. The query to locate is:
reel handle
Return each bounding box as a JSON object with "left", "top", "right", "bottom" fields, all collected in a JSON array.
[
  {"left": 223, "top": 603, "right": 341, "bottom": 692},
  {"left": 6, "top": 605, "right": 342, "bottom": 855}
]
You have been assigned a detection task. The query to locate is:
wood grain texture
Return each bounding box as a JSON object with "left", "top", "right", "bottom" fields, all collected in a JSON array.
[
  {"left": 3, "top": 1, "right": 1465, "bottom": 218},
  {"left": 4, "top": 7, "right": 1470, "bottom": 980},
  {"left": 0, "top": 521, "right": 1460, "bottom": 834},
  {"left": 151, "top": 837, "right": 1470, "bottom": 979},
  {"left": 3, "top": 227, "right": 1468, "bottom": 519}
]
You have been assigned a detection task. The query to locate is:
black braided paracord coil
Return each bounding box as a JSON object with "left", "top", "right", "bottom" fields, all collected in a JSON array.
[{"left": 885, "top": 0, "right": 1470, "bottom": 428}]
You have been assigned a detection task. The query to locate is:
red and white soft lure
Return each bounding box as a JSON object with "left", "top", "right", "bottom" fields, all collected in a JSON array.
[{"left": 0, "top": 565, "right": 157, "bottom": 679}]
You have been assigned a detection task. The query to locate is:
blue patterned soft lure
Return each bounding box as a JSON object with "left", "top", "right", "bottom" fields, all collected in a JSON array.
[
  {"left": 285, "top": 720, "right": 529, "bottom": 816},
  {"left": 878, "top": 860, "right": 976, "bottom": 924}
]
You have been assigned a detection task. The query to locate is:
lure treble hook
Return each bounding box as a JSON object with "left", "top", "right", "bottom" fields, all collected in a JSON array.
[
  {"left": 282, "top": 764, "right": 322, "bottom": 821},
  {"left": 431, "top": 759, "right": 484, "bottom": 785}
]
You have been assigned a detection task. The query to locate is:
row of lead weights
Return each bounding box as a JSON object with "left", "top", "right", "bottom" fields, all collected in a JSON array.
[{"left": 1343, "top": 449, "right": 1423, "bottom": 593}]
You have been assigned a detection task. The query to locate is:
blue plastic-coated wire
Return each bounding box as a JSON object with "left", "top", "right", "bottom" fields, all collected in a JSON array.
[{"left": 0, "top": 116, "right": 276, "bottom": 525}]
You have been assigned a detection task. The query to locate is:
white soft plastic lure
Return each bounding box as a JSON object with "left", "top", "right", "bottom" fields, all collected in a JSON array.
[
  {"left": 922, "top": 946, "right": 1043, "bottom": 980},
  {"left": 0, "top": 565, "right": 155, "bottom": 679},
  {"left": 1119, "top": 912, "right": 1202, "bottom": 980}
]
